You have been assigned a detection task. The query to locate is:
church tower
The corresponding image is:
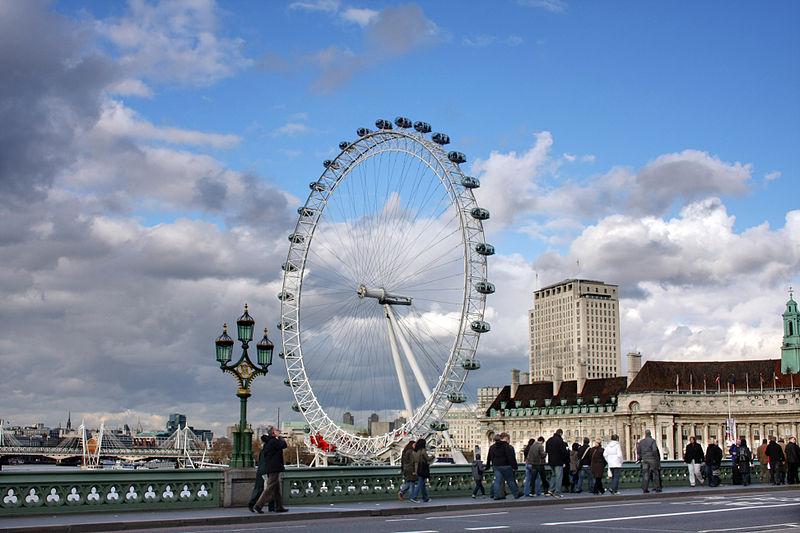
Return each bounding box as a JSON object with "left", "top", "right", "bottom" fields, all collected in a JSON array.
[{"left": 782, "top": 287, "right": 800, "bottom": 374}]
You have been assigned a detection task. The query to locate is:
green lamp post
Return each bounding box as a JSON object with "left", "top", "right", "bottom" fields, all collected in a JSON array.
[{"left": 215, "top": 304, "right": 274, "bottom": 468}]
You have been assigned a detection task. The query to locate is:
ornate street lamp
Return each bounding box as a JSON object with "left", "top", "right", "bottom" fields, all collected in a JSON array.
[{"left": 215, "top": 304, "right": 274, "bottom": 468}]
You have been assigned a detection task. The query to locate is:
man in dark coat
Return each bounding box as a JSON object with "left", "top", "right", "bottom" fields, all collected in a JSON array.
[
  {"left": 684, "top": 436, "right": 705, "bottom": 486},
  {"left": 574, "top": 437, "right": 591, "bottom": 493},
  {"left": 704, "top": 437, "right": 723, "bottom": 487},
  {"left": 766, "top": 435, "right": 785, "bottom": 485},
  {"left": 487, "top": 432, "right": 521, "bottom": 499},
  {"left": 545, "top": 429, "right": 567, "bottom": 498},
  {"left": 254, "top": 426, "right": 288, "bottom": 513},
  {"left": 786, "top": 436, "right": 799, "bottom": 485},
  {"left": 636, "top": 429, "right": 661, "bottom": 493},
  {"left": 248, "top": 434, "right": 270, "bottom": 512}
]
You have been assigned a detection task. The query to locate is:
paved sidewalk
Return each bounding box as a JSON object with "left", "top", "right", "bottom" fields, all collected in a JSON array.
[{"left": 1, "top": 483, "right": 796, "bottom": 533}]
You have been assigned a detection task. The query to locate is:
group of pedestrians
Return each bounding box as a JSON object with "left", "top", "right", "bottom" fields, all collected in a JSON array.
[
  {"left": 248, "top": 426, "right": 289, "bottom": 514},
  {"left": 755, "top": 435, "right": 800, "bottom": 485},
  {"left": 397, "top": 438, "right": 433, "bottom": 503}
]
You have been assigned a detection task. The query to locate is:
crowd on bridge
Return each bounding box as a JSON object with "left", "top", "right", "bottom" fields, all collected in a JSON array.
[{"left": 395, "top": 429, "right": 800, "bottom": 503}]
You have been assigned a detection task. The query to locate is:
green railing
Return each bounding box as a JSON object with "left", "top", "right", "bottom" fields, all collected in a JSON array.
[
  {"left": 281, "top": 460, "right": 735, "bottom": 503},
  {"left": 0, "top": 469, "right": 223, "bottom": 515}
]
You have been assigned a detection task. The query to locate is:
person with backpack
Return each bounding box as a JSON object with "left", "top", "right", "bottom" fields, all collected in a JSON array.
[
  {"left": 574, "top": 437, "right": 591, "bottom": 493},
  {"left": 471, "top": 453, "right": 486, "bottom": 498},
  {"left": 736, "top": 437, "right": 753, "bottom": 486},
  {"left": 409, "top": 438, "right": 432, "bottom": 503},
  {"left": 398, "top": 440, "right": 417, "bottom": 500}
]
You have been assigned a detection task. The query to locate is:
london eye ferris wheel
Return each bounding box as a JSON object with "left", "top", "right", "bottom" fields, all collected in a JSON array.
[{"left": 278, "top": 117, "right": 494, "bottom": 460}]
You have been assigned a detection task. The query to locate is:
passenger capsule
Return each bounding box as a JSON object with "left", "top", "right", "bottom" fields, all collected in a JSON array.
[
  {"left": 283, "top": 378, "right": 291, "bottom": 386},
  {"left": 394, "top": 116, "right": 412, "bottom": 128},
  {"left": 357, "top": 127, "right": 372, "bottom": 137},
  {"left": 278, "top": 351, "right": 285, "bottom": 359},
  {"left": 288, "top": 233, "right": 305, "bottom": 244},
  {"left": 429, "top": 421, "right": 449, "bottom": 432},
  {"left": 461, "top": 176, "right": 480, "bottom": 189},
  {"left": 448, "top": 151, "right": 466, "bottom": 164},
  {"left": 461, "top": 358, "right": 481, "bottom": 370},
  {"left": 432, "top": 132, "right": 450, "bottom": 145},
  {"left": 281, "top": 261, "right": 298, "bottom": 272},
  {"left": 309, "top": 181, "right": 326, "bottom": 192},
  {"left": 474, "top": 243, "right": 495, "bottom": 256},
  {"left": 470, "top": 207, "right": 490, "bottom": 220},
  {"left": 339, "top": 141, "right": 351, "bottom": 150},
  {"left": 475, "top": 281, "right": 495, "bottom": 294},
  {"left": 297, "top": 207, "right": 315, "bottom": 217},
  {"left": 471, "top": 320, "right": 491, "bottom": 333},
  {"left": 291, "top": 402, "right": 301, "bottom": 412},
  {"left": 447, "top": 391, "right": 467, "bottom": 403},
  {"left": 277, "top": 321, "right": 294, "bottom": 331},
  {"left": 375, "top": 119, "right": 393, "bottom": 130},
  {"left": 303, "top": 425, "right": 311, "bottom": 434},
  {"left": 277, "top": 291, "right": 294, "bottom": 301},
  {"left": 414, "top": 121, "right": 432, "bottom": 133},
  {"left": 323, "top": 159, "right": 340, "bottom": 169}
]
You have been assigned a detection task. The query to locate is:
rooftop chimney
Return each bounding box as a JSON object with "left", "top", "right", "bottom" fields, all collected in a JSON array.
[
  {"left": 627, "top": 352, "right": 642, "bottom": 387},
  {"left": 552, "top": 365, "right": 563, "bottom": 396},
  {"left": 577, "top": 359, "right": 587, "bottom": 394},
  {"left": 520, "top": 371, "right": 530, "bottom": 385},
  {"left": 511, "top": 368, "right": 520, "bottom": 398}
]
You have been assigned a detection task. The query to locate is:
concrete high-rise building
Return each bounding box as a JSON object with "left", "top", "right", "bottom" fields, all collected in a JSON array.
[
  {"left": 342, "top": 412, "right": 355, "bottom": 426},
  {"left": 529, "top": 279, "right": 621, "bottom": 382},
  {"left": 166, "top": 413, "right": 187, "bottom": 433}
]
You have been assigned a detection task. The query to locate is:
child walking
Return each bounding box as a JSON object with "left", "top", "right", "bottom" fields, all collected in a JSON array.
[{"left": 471, "top": 454, "right": 486, "bottom": 498}]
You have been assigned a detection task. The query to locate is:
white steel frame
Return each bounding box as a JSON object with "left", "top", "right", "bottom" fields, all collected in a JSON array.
[{"left": 280, "top": 128, "right": 489, "bottom": 460}]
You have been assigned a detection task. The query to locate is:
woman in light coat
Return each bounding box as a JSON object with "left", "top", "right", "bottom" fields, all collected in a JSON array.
[{"left": 603, "top": 434, "right": 624, "bottom": 494}]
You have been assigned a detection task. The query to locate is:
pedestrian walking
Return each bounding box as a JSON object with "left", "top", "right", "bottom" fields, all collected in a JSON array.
[
  {"left": 574, "top": 437, "right": 591, "bottom": 493},
  {"left": 778, "top": 438, "right": 788, "bottom": 485},
  {"left": 636, "top": 429, "right": 661, "bottom": 493},
  {"left": 562, "top": 441, "right": 571, "bottom": 493},
  {"left": 766, "top": 435, "right": 785, "bottom": 485},
  {"left": 471, "top": 453, "right": 486, "bottom": 498},
  {"left": 684, "top": 436, "right": 705, "bottom": 487},
  {"left": 545, "top": 428, "right": 567, "bottom": 498},
  {"left": 785, "top": 436, "right": 799, "bottom": 485},
  {"left": 522, "top": 438, "right": 535, "bottom": 496},
  {"left": 254, "top": 426, "right": 289, "bottom": 513},
  {"left": 410, "top": 438, "right": 433, "bottom": 503},
  {"left": 524, "top": 436, "right": 546, "bottom": 496},
  {"left": 487, "top": 432, "right": 521, "bottom": 499},
  {"left": 757, "top": 439, "right": 769, "bottom": 484},
  {"left": 736, "top": 437, "right": 753, "bottom": 486},
  {"left": 248, "top": 434, "right": 270, "bottom": 512},
  {"left": 603, "top": 434, "right": 624, "bottom": 494},
  {"left": 589, "top": 439, "right": 606, "bottom": 494},
  {"left": 730, "top": 441, "right": 741, "bottom": 485},
  {"left": 705, "top": 437, "right": 723, "bottom": 487},
  {"left": 398, "top": 440, "right": 416, "bottom": 500}
]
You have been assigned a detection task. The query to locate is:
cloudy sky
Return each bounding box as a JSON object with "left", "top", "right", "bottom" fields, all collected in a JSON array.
[{"left": 1, "top": 0, "right": 798, "bottom": 434}]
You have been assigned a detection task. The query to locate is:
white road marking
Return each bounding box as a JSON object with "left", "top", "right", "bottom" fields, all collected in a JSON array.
[
  {"left": 698, "top": 523, "right": 800, "bottom": 533},
  {"left": 565, "top": 501, "right": 664, "bottom": 510},
  {"left": 426, "top": 512, "right": 509, "bottom": 520},
  {"left": 463, "top": 528, "right": 510, "bottom": 531},
  {"left": 391, "top": 530, "right": 438, "bottom": 533},
  {"left": 540, "top": 501, "right": 800, "bottom": 526},
  {"left": 387, "top": 518, "right": 420, "bottom": 522}
]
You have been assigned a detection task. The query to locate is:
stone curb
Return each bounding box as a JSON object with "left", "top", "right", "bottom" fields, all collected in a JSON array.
[{"left": 2, "top": 484, "right": 797, "bottom": 533}]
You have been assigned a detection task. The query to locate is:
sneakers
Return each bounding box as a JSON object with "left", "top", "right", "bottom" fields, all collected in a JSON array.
[
  {"left": 408, "top": 498, "right": 419, "bottom": 503},
  {"left": 398, "top": 491, "right": 405, "bottom": 501},
  {"left": 423, "top": 498, "right": 431, "bottom": 502},
  {"left": 471, "top": 495, "right": 476, "bottom": 499}
]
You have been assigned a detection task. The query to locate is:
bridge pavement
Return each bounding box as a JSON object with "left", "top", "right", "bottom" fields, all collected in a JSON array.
[{"left": 0, "top": 483, "right": 798, "bottom": 533}]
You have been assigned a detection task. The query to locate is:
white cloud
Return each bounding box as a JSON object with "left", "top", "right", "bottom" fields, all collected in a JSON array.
[
  {"left": 272, "top": 122, "right": 313, "bottom": 137},
  {"left": 107, "top": 78, "right": 153, "bottom": 98},
  {"left": 96, "top": 0, "right": 252, "bottom": 86},
  {"left": 341, "top": 7, "right": 379, "bottom": 26},
  {"left": 518, "top": 0, "right": 567, "bottom": 12},
  {"left": 764, "top": 170, "right": 781, "bottom": 182},
  {"left": 97, "top": 99, "right": 240, "bottom": 148},
  {"left": 289, "top": 0, "right": 340, "bottom": 12}
]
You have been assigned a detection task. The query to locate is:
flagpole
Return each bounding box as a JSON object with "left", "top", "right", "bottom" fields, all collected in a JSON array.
[{"left": 746, "top": 373, "right": 749, "bottom": 393}]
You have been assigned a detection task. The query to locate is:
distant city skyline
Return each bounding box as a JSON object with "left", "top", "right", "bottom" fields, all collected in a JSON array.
[{"left": 0, "top": 1, "right": 797, "bottom": 433}]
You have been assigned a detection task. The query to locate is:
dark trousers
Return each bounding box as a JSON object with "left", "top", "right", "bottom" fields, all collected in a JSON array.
[
  {"left": 591, "top": 475, "right": 604, "bottom": 494},
  {"left": 248, "top": 471, "right": 265, "bottom": 506},
  {"left": 255, "top": 472, "right": 284, "bottom": 510},
  {"left": 788, "top": 463, "right": 799, "bottom": 484},
  {"left": 641, "top": 462, "right": 660, "bottom": 492},
  {"left": 472, "top": 479, "right": 485, "bottom": 496}
]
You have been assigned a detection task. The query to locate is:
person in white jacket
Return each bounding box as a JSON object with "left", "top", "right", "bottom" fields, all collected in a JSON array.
[{"left": 603, "top": 434, "right": 624, "bottom": 494}]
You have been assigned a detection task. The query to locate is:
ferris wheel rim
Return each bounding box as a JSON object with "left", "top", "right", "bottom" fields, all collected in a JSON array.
[{"left": 279, "top": 126, "right": 489, "bottom": 459}]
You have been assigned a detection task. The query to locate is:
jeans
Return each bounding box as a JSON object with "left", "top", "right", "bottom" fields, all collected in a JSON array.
[
  {"left": 549, "top": 465, "right": 564, "bottom": 495},
  {"left": 524, "top": 464, "right": 545, "bottom": 495},
  {"left": 610, "top": 467, "right": 621, "bottom": 492},
  {"left": 411, "top": 477, "right": 429, "bottom": 501},
  {"left": 492, "top": 466, "right": 520, "bottom": 499},
  {"left": 399, "top": 480, "right": 414, "bottom": 497},
  {"left": 575, "top": 465, "right": 590, "bottom": 492}
]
